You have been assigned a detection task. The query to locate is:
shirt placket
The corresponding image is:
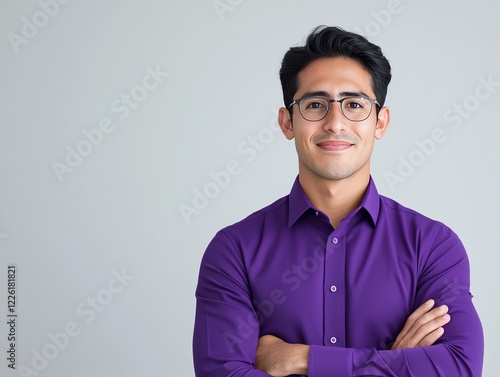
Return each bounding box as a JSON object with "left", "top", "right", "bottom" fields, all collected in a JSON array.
[{"left": 323, "top": 224, "right": 346, "bottom": 347}]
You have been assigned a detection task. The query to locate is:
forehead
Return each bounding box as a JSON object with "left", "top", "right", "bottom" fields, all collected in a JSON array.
[{"left": 296, "top": 57, "right": 374, "bottom": 98}]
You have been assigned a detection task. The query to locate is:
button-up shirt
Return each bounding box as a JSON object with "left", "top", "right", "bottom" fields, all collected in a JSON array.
[{"left": 193, "top": 176, "right": 483, "bottom": 376}]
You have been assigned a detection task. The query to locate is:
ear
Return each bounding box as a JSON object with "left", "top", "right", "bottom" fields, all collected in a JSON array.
[
  {"left": 374, "top": 106, "right": 390, "bottom": 140},
  {"left": 278, "top": 107, "right": 295, "bottom": 140}
]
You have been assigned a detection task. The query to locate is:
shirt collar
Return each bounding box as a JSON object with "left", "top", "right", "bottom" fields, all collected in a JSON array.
[
  {"left": 288, "top": 175, "right": 381, "bottom": 228},
  {"left": 360, "top": 176, "right": 380, "bottom": 226}
]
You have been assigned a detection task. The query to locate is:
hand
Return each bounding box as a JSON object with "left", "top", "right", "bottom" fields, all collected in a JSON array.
[
  {"left": 255, "top": 334, "right": 309, "bottom": 376},
  {"left": 391, "top": 299, "right": 451, "bottom": 350}
]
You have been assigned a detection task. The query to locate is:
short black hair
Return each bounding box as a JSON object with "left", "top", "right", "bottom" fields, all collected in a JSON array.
[{"left": 279, "top": 26, "right": 392, "bottom": 114}]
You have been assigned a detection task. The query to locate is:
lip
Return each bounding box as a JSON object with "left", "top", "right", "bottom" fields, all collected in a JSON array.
[{"left": 316, "top": 140, "right": 353, "bottom": 151}]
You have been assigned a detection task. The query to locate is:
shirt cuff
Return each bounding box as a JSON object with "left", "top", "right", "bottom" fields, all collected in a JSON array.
[{"left": 308, "top": 345, "right": 351, "bottom": 377}]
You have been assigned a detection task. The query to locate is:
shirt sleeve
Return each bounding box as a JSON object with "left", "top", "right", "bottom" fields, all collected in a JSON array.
[
  {"left": 193, "top": 230, "right": 271, "bottom": 377},
  {"left": 308, "top": 223, "right": 484, "bottom": 377}
]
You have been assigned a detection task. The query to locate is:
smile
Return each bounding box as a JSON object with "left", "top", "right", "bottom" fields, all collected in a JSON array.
[{"left": 316, "top": 140, "right": 353, "bottom": 152}]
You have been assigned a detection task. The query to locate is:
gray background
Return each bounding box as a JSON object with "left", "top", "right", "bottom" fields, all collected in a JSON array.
[{"left": 0, "top": 0, "right": 498, "bottom": 376}]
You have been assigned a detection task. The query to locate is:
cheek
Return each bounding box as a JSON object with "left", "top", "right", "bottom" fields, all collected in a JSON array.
[
  {"left": 294, "top": 134, "right": 317, "bottom": 162},
  {"left": 360, "top": 136, "right": 376, "bottom": 156},
  {"left": 357, "top": 126, "right": 377, "bottom": 144},
  {"left": 293, "top": 127, "right": 314, "bottom": 147},
  {"left": 294, "top": 136, "right": 309, "bottom": 155}
]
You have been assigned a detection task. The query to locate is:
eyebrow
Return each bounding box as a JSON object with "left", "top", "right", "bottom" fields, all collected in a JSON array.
[{"left": 298, "top": 90, "right": 372, "bottom": 99}]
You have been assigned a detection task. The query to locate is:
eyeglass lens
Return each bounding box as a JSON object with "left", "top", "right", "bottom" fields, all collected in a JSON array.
[{"left": 299, "top": 97, "right": 373, "bottom": 122}]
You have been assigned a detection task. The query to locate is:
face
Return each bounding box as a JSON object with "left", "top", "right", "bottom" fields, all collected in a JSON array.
[{"left": 279, "top": 57, "right": 390, "bottom": 183}]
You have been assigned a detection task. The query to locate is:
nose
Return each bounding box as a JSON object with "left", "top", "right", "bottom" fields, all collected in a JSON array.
[{"left": 322, "top": 101, "right": 347, "bottom": 134}]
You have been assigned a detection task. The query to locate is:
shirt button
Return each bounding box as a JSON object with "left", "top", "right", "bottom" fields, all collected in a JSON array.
[
  {"left": 332, "top": 237, "right": 338, "bottom": 244},
  {"left": 330, "top": 285, "right": 337, "bottom": 293},
  {"left": 330, "top": 336, "right": 337, "bottom": 344},
  {"left": 315, "top": 211, "right": 319, "bottom": 216}
]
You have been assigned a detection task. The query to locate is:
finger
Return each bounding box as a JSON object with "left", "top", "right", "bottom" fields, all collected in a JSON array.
[
  {"left": 415, "top": 314, "right": 451, "bottom": 347},
  {"left": 394, "top": 313, "right": 451, "bottom": 349},
  {"left": 404, "top": 305, "right": 449, "bottom": 341},
  {"left": 393, "top": 304, "right": 449, "bottom": 349},
  {"left": 392, "top": 299, "right": 435, "bottom": 348},
  {"left": 407, "top": 305, "right": 448, "bottom": 336},
  {"left": 418, "top": 326, "right": 445, "bottom": 347},
  {"left": 399, "top": 300, "right": 435, "bottom": 336},
  {"left": 399, "top": 308, "right": 449, "bottom": 348}
]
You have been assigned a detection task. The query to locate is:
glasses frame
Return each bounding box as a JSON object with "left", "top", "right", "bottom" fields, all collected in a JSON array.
[{"left": 288, "top": 96, "right": 381, "bottom": 122}]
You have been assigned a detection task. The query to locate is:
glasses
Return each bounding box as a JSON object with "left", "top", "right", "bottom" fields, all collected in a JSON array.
[{"left": 288, "top": 96, "right": 380, "bottom": 122}]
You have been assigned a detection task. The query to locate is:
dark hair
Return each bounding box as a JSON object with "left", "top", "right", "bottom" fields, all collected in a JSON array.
[{"left": 279, "top": 26, "right": 392, "bottom": 114}]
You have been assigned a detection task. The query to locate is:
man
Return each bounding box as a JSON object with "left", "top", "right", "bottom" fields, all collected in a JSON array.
[{"left": 193, "top": 26, "right": 483, "bottom": 376}]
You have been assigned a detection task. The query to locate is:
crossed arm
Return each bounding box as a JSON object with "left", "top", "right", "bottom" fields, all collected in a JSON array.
[
  {"left": 193, "top": 228, "right": 483, "bottom": 376},
  {"left": 255, "top": 299, "right": 450, "bottom": 376}
]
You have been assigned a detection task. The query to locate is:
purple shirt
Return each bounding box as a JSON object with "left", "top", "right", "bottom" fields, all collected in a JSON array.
[{"left": 193, "top": 177, "right": 483, "bottom": 376}]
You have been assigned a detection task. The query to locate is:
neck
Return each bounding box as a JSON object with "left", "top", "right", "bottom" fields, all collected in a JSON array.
[{"left": 298, "top": 169, "right": 370, "bottom": 228}]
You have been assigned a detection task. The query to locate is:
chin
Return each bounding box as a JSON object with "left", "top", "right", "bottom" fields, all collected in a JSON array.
[{"left": 316, "top": 167, "right": 358, "bottom": 181}]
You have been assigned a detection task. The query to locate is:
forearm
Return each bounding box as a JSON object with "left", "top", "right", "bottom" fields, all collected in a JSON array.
[
  {"left": 258, "top": 341, "right": 479, "bottom": 377},
  {"left": 308, "top": 342, "right": 481, "bottom": 377},
  {"left": 255, "top": 335, "right": 309, "bottom": 376},
  {"left": 258, "top": 297, "right": 482, "bottom": 377},
  {"left": 309, "top": 295, "right": 483, "bottom": 377}
]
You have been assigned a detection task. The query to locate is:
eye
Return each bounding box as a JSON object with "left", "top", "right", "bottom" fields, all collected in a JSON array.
[
  {"left": 303, "top": 97, "right": 328, "bottom": 110},
  {"left": 306, "top": 101, "right": 325, "bottom": 109},
  {"left": 344, "top": 99, "right": 365, "bottom": 109}
]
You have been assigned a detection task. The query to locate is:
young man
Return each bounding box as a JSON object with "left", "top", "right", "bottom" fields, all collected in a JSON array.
[{"left": 193, "top": 26, "right": 483, "bottom": 376}]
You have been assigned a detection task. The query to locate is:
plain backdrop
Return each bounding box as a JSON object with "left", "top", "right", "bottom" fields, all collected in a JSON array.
[{"left": 0, "top": 1, "right": 499, "bottom": 376}]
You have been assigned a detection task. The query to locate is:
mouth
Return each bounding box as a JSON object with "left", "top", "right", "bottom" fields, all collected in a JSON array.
[{"left": 316, "top": 140, "right": 353, "bottom": 152}]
